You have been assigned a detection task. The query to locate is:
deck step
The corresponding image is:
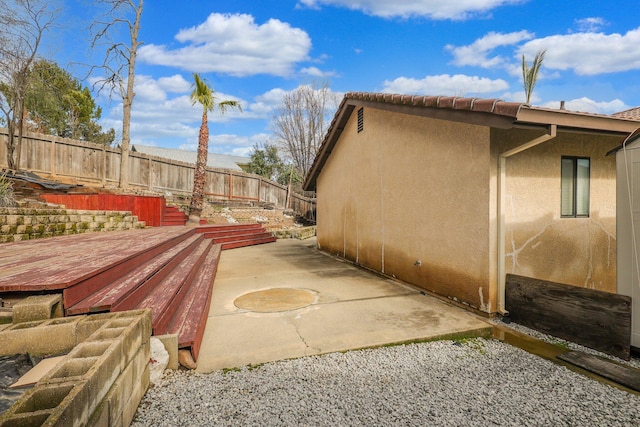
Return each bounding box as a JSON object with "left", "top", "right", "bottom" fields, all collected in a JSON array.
[
  {"left": 62, "top": 228, "right": 196, "bottom": 308},
  {"left": 66, "top": 234, "right": 204, "bottom": 315},
  {"left": 161, "top": 206, "right": 188, "bottom": 226},
  {"left": 196, "top": 223, "right": 264, "bottom": 234},
  {"left": 164, "top": 244, "right": 222, "bottom": 360},
  {"left": 211, "top": 231, "right": 274, "bottom": 244},
  {"left": 202, "top": 228, "right": 268, "bottom": 239},
  {"left": 119, "top": 239, "right": 214, "bottom": 333},
  {"left": 221, "top": 235, "right": 277, "bottom": 250}
]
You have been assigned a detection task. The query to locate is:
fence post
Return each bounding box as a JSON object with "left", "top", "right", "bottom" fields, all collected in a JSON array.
[
  {"left": 229, "top": 172, "right": 233, "bottom": 201},
  {"left": 50, "top": 135, "right": 56, "bottom": 177},
  {"left": 148, "top": 157, "right": 153, "bottom": 191},
  {"left": 101, "top": 145, "right": 106, "bottom": 185}
]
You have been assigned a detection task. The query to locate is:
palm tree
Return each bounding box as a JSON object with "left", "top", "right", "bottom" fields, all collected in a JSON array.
[
  {"left": 522, "top": 49, "right": 546, "bottom": 105},
  {"left": 187, "top": 73, "right": 241, "bottom": 225}
]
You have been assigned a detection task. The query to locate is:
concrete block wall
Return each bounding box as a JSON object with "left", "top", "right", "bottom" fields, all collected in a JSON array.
[
  {"left": 0, "top": 207, "right": 146, "bottom": 243},
  {"left": 0, "top": 310, "right": 152, "bottom": 427},
  {"left": 273, "top": 226, "right": 317, "bottom": 240}
]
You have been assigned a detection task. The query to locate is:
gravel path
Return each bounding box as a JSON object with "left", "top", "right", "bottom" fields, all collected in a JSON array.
[{"left": 132, "top": 336, "right": 640, "bottom": 426}]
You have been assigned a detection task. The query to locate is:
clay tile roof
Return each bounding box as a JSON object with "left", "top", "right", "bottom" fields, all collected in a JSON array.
[
  {"left": 343, "top": 91, "right": 523, "bottom": 118},
  {"left": 612, "top": 107, "right": 640, "bottom": 121}
]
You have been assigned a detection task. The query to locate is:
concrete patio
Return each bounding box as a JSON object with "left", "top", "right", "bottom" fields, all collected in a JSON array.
[{"left": 195, "top": 237, "right": 492, "bottom": 373}]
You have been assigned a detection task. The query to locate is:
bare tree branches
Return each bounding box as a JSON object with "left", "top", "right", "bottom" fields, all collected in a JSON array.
[
  {"left": 0, "top": 0, "right": 59, "bottom": 170},
  {"left": 271, "top": 82, "right": 338, "bottom": 180},
  {"left": 90, "top": 0, "right": 143, "bottom": 188}
]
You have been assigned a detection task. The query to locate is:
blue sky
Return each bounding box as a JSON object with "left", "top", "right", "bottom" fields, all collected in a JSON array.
[{"left": 53, "top": 0, "right": 640, "bottom": 157}]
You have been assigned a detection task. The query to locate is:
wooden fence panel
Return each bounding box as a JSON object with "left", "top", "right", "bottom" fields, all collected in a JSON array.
[
  {"left": 260, "top": 180, "right": 288, "bottom": 206},
  {"left": 0, "top": 127, "right": 315, "bottom": 215},
  {"left": 232, "top": 174, "right": 260, "bottom": 201},
  {"left": 20, "top": 134, "right": 51, "bottom": 173},
  {"left": 290, "top": 193, "right": 316, "bottom": 220},
  {"left": 127, "top": 153, "right": 147, "bottom": 188},
  {"left": 205, "top": 170, "right": 230, "bottom": 199}
]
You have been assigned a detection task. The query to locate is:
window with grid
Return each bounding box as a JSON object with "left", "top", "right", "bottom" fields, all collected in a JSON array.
[{"left": 561, "top": 156, "right": 590, "bottom": 217}]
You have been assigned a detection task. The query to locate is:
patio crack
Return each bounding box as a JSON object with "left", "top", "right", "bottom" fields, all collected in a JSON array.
[{"left": 290, "top": 318, "right": 321, "bottom": 354}]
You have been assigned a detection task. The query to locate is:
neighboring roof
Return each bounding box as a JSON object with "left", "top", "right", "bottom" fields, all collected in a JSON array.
[
  {"left": 304, "top": 92, "right": 640, "bottom": 191},
  {"left": 612, "top": 107, "right": 640, "bottom": 121},
  {"left": 132, "top": 145, "right": 249, "bottom": 171}
]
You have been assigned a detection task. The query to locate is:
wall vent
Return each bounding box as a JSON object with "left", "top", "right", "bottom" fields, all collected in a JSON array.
[{"left": 357, "top": 107, "right": 364, "bottom": 133}]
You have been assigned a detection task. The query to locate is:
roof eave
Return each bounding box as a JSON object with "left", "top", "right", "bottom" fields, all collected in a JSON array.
[
  {"left": 515, "top": 108, "right": 640, "bottom": 134},
  {"left": 304, "top": 102, "right": 355, "bottom": 191}
]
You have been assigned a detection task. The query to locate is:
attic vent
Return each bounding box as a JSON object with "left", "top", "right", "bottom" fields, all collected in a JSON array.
[{"left": 357, "top": 107, "right": 364, "bottom": 133}]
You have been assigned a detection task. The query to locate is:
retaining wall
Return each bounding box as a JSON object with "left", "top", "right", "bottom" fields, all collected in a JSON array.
[
  {"left": 0, "top": 310, "right": 152, "bottom": 427},
  {"left": 0, "top": 207, "right": 146, "bottom": 243}
]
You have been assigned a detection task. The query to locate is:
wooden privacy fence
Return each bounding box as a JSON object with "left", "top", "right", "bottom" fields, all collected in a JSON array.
[{"left": 0, "top": 128, "right": 316, "bottom": 217}]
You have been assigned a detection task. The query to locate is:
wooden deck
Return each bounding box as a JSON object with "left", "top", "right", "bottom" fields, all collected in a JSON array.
[{"left": 0, "top": 223, "right": 276, "bottom": 363}]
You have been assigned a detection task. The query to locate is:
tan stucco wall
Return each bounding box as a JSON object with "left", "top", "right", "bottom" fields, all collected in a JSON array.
[
  {"left": 492, "top": 128, "right": 619, "bottom": 292},
  {"left": 316, "top": 107, "right": 495, "bottom": 311}
]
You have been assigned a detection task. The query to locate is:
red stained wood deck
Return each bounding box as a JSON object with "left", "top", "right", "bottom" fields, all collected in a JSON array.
[
  {"left": 41, "top": 194, "right": 168, "bottom": 227},
  {"left": 0, "top": 223, "right": 276, "bottom": 364}
]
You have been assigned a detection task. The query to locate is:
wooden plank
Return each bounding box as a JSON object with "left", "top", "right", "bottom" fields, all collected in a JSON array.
[
  {"left": 66, "top": 234, "right": 203, "bottom": 315},
  {"left": 221, "top": 236, "right": 277, "bottom": 250},
  {"left": 195, "top": 223, "right": 263, "bottom": 234},
  {"left": 0, "top": 228, "right": 193, "bottom": 292},
  {"left": 202, "top": 227, "right": 267, "bottom": 239},
  {"left": 62, "top": 229, "right": 194, "bottom": 307},
  {"left": 121, "top": 239, "right": 212, "bottom": 330},
  {"left": 557, "top": 351, "right": 640, "bottom": 392},
  {"left": 165, "top": 244, "right": 221, "bottom": 360},
  {"left": 211, "top": 232, "right": 272, "bottom": 244},
  {"left": 506, "top": 274, "right": 631, "bottom": 360}
]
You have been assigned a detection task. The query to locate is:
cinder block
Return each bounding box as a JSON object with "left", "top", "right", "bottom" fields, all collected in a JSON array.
[
  {"left": 87, "top": 399, "right": 109, "bottom": 427},
  {"left": 0, "top": 411, "right": 52, "bottom": 427},
  {"left": 6, "top": 215, "right": 21, "bottom": 225},
  {"left": 0, "top": 317, "right": 82, "bottom": 356},
  {"left": 4, "top": 381, "right": 90, "bottom": 427},
  {"left": 108, "top": 309, "right": 152, "bottom": 344},
  {"left": 42, "top": 342, "right": 122, "bottom": 420},
  {"left": 13, "top": 294, "right": 64, "bottom": 323},
  {"left": 76, "top": 318, "right": 108, "bottom": 343},
  {"left": 104, "top": 322, "right": 143, "bottom": 368},
  {"left": 122, "top": 364, "right": 150, "bottom": 427},
  {"left": 99, "top": 340, "right": 149, "bottom": 426},
  {"left": 155, "top": 334, "right": 179, "bottom": 370}
]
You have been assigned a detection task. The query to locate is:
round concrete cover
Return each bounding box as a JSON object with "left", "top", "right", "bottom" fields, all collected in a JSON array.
[{"left": 234, "top": 288, "right": 316, "bottom": 313}]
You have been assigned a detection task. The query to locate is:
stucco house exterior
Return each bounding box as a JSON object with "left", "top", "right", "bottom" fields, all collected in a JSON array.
[{"left": 304, "top": 92, "right": 640, "bottom": 321}]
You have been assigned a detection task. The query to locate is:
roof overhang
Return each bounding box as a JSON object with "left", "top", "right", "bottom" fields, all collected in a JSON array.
[{"left": 303, "top": 92, "right": 640, "bottom": 191}]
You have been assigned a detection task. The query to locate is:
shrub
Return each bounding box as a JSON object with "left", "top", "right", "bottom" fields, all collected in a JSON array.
[{"left": 0, "top": 172, "right": 17, "bottom": 207}]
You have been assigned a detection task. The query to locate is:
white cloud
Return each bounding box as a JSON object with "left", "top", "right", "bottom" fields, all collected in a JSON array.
[
  {"left": 446, "top": 30, "right": 534, "bottom": 68},
  {"left": 179, "top": 133, "right": 270, "bottom": 157},
  {"left": 300, "top": 66, "right": 337, "bottom": 78},
  {"left": 574, "top": 17, "right": 607, "bottom": 33},
  {"left": 138, "top": 13, "right": 311, "bottom": 76},
  {"left": 499, "top": 90, "right": 539, "bottom": 103},
  {"left": 520, "top": 28, "right": 640, "bottom": 75},
  {"left": 540, "top": 97, "right": 629, "bottom": 115},
  {"left": 382, "top": 74, "right": 509, "bottom": 96},
  {"left": 157, "top": 75, "right": 192, "bottom": 93},
  {"left": 297, "top": 0, "right": 524, "bottom": 20},
  {"left": 100, "top": 79, "right": 345, "bottom": 155}
]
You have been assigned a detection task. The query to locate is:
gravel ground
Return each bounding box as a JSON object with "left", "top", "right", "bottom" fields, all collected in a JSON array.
[{"left": 132, "top": 330, "right": 640, "bottom": 427}]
